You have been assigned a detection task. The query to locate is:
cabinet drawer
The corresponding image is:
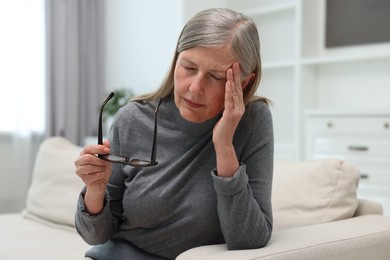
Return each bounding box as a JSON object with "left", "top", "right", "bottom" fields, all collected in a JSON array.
[
  {"left": 306, "top": 117, "right": 390, "bottom": 133},
  {"left": 348, "top": 159, "right": 390, "bottom": 187},
  {"left": 311, "top": 138, "right": 390, "bottom": 157},
  {"left": 358, "top": 171, "right": 390, "bottom": 187}
]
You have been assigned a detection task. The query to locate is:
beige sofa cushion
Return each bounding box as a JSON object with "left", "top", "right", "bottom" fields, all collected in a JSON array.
[
  {"left": 272, "top": 159, "right": 360, "bottom": 230},
  {"left": 23, "top": 137, "right": 83, "bottom": 228}
]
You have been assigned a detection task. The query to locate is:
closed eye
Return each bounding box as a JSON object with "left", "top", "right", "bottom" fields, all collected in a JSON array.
[
  {"left": 180, "top": 61, "right": 196, "bottom": 71},
  {"left": 210, "top": 74, "right": 225, "bottom": 81},
  {"left": 184, "top": 65, "right": 196, "bottom": 71}
]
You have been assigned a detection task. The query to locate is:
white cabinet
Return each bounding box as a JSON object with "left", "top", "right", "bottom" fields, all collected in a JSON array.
[{"left": 305, "top": 111, "right": 390, "bottom": 215}]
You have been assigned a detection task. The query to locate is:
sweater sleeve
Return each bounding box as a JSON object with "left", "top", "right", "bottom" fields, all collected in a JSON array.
[
  {"left": 75, "top": 187, "right": 116, "bottom": 245},
  {"left": 75, "top": 166, "right": 126, "bottom": 245},
  {"left": 211, "top": 103, "right": 274, "bottom": 250},
  {"left": 75, "top": 113, "right": 126, "bottom": 245}
]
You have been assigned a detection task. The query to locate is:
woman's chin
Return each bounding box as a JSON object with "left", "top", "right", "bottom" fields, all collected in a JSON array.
[{"left": 179, "top": 110, "right": 206, "bottom": 123}]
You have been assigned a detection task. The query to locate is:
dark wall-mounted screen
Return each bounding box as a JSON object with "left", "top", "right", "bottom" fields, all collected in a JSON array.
[{"left": 326, "top": 0, "right": 390, "bottom": 48}]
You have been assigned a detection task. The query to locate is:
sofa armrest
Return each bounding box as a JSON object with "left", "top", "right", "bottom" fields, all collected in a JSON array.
[
  {"left": 354, "top": 198, "right": 383, "bottom": 216},
  {"left": 176, "top": 215, "right": 390, "bottom": 260}
]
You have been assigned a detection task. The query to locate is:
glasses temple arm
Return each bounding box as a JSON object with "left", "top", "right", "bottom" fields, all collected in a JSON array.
[
  {"left": 98, "top": 92, "right": 115, "bottom": 145},
  {"left": 150, "top": 98, "right": 163, "bottom": 165}
]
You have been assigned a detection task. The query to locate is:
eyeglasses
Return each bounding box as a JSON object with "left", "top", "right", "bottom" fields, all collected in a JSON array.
[{"left": 97, "top": 92, "right": 162, "bottom": 167}]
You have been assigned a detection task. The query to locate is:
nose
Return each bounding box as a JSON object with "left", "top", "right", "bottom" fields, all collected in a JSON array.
[{"left": 189, "top": 74, "right": 205, "bottom": 95}]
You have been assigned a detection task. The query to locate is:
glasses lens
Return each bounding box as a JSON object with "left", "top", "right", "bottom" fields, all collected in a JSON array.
[
  {"left": 99, "top": 154, "right": 157, "bottom": 167},
  {"left": 99, "top": 154, "right": 130, "bottom": 163},
  {"left": 97, "top": 97, "right": 162, "bottom": 167},
  {"left": 128, "top": 159, "right": 157, "bottom": 167}
]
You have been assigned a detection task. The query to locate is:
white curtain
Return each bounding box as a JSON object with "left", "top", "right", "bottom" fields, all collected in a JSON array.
[
  {"left": 45, "top": 0, "right": 105, "bottom": 146},
  {"left": 0, "top": 0, "right": 105, "bottom": 213},
  {"left": 0, "top": 0, "right": 46, "bottom": 213}
]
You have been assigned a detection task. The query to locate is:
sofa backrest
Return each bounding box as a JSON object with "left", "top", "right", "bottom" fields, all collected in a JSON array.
[{"left": 23, "top": 137, "right": 361, "bottom": 232}]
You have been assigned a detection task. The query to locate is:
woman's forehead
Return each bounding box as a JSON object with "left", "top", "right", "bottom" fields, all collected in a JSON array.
[{"left": 178, "top": 46, "right": 235, "bottom": 71}]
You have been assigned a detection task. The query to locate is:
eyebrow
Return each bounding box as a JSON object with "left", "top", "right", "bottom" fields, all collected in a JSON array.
[
  {"left": 180, "top": 57, "right": 195, "bottom": 65},
  {"left": 180, "top": 57, "right": 230, "bottom": 75},
  {"left": 210, "top": 62, "right": 235, "bottom": 74},
  {"left": 210, "top": 69, "right": 228, "bottom": 75}
]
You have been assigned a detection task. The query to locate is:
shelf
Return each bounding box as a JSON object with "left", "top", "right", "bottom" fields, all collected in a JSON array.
[
  {"left": 245, "top": 2, "right": 296, "bottom": 17},
  {"left": 263, "top": 61, "right": 295, "bottom": 70},
  {"left": 301, "top": 52, "right": 390, "bottom": 66},
  {"left": 305, "top": 110, "right": 390, "bottom": 118}
]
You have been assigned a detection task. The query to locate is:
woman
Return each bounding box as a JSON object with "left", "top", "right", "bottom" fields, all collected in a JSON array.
[{"left": 75, "top": 8, "right": 274, "bottom": 260}]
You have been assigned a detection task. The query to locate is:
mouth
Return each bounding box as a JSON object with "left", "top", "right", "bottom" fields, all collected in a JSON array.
[{"left": 184, "top": 98, "right": 204, "bottom": 108}]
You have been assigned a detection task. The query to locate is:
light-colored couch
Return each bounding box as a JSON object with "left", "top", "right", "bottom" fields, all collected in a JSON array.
[{"left": 1, "top": 137, "right": 390, "bottom": 260}]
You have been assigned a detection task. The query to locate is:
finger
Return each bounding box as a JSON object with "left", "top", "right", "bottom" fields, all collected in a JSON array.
[
  {"left": 225, "top": 68, "right": 237, "bottom": 108},
  {"left": 103, "top": 140, "right": 111, "bottom": 148},
  {"left": 80, "top": 144, "right": 110, "bottom": 156},
  {"left": 76, "top": 154, "right": 110, "bottom": 170},
  {"left": 76, "top": 163, "right": 107, "bottom": 176},
  {"left": 225, "top": 80, "right": 233, "bottom": 106},
  {"left": 227, "top": 67, "right": 239, "bottom": 95},
  {"left": 228, "top": 64, "right": 240, "bottom": 104},
  {"left": 226, "top": 66, "right": 234, "bottom": 86},
  {"left": 75, "top": 160, "right": 111, "bottom": 187},
  {"left": 233, "top": 62, "right": 243, "bottom": 97}
]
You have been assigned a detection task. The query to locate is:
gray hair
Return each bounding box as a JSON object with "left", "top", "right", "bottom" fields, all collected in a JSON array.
[
  {"left": 179, "top": 8, "right": 260, "bottom": 76},
  {"left": 135, "top": 8, "right": 266, "bottom": 106}
]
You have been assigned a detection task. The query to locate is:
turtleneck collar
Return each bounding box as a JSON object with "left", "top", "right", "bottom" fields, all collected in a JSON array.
[{"left": 162, "top": 94, "right": 221, "bottom": 137}]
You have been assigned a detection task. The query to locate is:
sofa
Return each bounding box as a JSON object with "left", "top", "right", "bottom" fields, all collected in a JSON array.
[{"left": 1, "top": 136, "right": 390, "bottom": 260}]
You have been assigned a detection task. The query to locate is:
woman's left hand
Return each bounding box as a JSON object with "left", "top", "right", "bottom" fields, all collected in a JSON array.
[
  {"left": 213, "top": 62, "right": 245, "bottom": 147},
  {"left": 212, "top": 62, "right": 245, "bottom": 177}
]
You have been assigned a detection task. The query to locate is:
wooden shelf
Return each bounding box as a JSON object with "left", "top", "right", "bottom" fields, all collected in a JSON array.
[
  {"left": 301, "top": 52, "right": 390, "bottom": 65},
  {"left": 245, "top": 3, "right": 296, "bottom": 17},
  {"left": 263, "top": 61, "right": 295, "bottom": 70}
]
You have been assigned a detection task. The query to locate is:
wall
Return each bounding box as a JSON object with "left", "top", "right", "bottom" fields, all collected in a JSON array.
[
  {"left": 182, "top": 0, "right": 227, "bottom": 22},
  {"left": 104, "top": 0, "right": 184, "bottom": 95}
]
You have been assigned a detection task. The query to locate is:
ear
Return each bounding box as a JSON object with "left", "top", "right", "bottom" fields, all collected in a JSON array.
[{"left": 241, "top": 72, "right": 255, "bottom": 90}]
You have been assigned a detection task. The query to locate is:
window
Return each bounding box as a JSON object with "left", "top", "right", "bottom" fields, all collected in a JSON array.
[{"left": 0, "top": 0, "right": 46, "bottom": 133}]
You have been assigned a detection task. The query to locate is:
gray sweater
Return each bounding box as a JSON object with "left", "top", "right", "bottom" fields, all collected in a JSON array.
[{"left": 75, "top": 95, "right": 274, "bottom": 260}]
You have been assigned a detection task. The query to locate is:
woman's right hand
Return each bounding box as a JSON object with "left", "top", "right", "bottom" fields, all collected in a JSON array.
[{"left": 75, "top": 140, "right": 112, "bottom": 214}]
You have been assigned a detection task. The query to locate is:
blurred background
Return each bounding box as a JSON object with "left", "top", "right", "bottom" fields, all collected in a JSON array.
[{"left": 1, "top": 0, "right": 389, "bottom": 214}]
